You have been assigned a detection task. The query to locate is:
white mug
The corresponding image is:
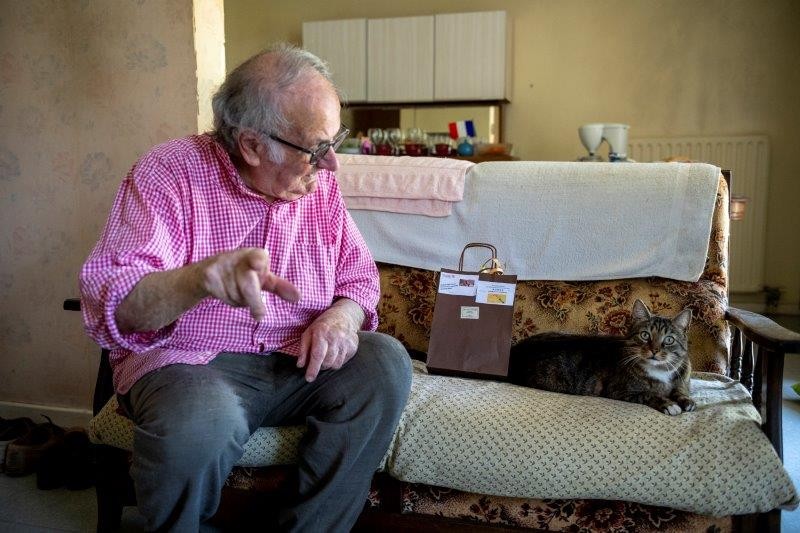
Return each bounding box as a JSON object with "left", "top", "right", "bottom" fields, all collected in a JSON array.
[
  {"left": 602, "top": 124, "right": 629, "bottom": 158},
  {"left": 578, "top": 123, "right": 605, "bottom": 155}
]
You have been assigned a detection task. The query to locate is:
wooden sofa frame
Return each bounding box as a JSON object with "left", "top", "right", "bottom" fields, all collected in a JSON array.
[{"left": 63, "top": 170, "right": 800, "bottom": 532}]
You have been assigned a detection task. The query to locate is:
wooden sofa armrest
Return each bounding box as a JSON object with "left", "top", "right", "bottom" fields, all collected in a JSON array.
[
  {"left": 726, "top": 307, "right": 800, "bottom": 352},
  {"left": 725, "top": 307, "right": 800, "bottom": 462}
]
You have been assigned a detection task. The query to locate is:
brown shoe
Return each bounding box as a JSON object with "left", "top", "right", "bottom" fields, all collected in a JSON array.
[
  {"left": 37, "top": 427, "right": 95, "bottom": 490},
  {"left": 4, "top": 416, "right": 65, "bottom": 477},
  {"left": 0, "top": 417, "right": 35, "bottom": 473}
]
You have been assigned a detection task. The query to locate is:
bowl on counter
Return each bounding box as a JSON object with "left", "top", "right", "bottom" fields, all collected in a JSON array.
[{"left": 474, "top": 142, "right": 513, "bottom": 156}]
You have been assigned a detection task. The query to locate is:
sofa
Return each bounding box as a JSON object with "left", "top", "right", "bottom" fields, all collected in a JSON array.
[{"left": 81, "top": 159, "right": 799, "bottom": 532}]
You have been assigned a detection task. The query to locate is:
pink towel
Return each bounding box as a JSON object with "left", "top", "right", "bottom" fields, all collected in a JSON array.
[{"left": 336, "top": 155, "right": 474, "bottom": 217}]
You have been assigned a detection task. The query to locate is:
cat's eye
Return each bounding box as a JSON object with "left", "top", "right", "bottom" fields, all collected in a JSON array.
[
  {"left": 639, "top": 331, "right": 650, "bottom": 341},
  {"left": 663, "top": 336, "right": 675, "bottom": 345}
]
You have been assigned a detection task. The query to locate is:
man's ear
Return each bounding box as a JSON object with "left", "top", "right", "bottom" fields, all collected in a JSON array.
[{"left": 236, "top": 130, "right": 264, "bottom": 167}]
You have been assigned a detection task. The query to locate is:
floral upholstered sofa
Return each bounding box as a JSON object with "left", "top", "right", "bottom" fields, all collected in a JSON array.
[{"left": 86, "top": 160, "right": 799, "bottom": 532}]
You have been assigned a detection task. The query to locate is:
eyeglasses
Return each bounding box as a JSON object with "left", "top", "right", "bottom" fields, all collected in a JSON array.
[{"left": 268, "top": 125, "right": 350, "bottom": 165}]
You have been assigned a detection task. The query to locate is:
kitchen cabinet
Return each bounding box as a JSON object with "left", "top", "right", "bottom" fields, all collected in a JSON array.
[
  {"left": 434, "top": 11, "right": 508, "bottom": 101},
  {"left": 302, "top": 19, "right": 368, "bottom": 102},
  {"left": 367, "top": 16, "right": 434, "bottom": 102},
  {"left": 302, "top": 11, "right": 508, "bottom": 104}
]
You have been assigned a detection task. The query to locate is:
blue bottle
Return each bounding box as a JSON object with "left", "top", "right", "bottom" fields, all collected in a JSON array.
[{"left": 456, "top": 138, "right": 474, "bottom": 156}]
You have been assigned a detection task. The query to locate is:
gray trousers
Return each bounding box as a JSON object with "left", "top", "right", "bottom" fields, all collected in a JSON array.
[{"left": 120, "top": 331, "right": 412, "bottom": 532}]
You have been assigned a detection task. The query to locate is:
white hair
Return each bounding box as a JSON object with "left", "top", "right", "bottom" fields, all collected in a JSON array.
[{"left": 211, "top": 43, "right": 339, "bottom": 162}]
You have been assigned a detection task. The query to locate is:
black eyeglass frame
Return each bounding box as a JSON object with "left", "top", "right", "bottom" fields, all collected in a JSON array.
[{"left": 268, "top": 125, "right": 350, "bottom": 165}]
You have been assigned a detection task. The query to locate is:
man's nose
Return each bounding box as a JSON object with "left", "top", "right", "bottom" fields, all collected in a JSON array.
[{"left": 316, "top": 147, "right": 339, "bottom": 172}]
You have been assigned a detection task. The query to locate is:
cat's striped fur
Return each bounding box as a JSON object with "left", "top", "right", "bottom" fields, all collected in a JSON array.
[{"left": 508, "top": 299, "right": 695, "bottom": 415}]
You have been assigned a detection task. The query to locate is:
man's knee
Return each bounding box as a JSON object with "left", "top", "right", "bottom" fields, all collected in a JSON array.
[
  {"left": 355, "top": 332, "right": 413, "bottom": 406},
  {"left": 128, "top": 367, "right": 251, "bottom": 471}
]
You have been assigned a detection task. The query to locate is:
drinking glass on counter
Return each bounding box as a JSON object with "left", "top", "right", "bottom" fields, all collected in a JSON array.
[
  {"left": 428, "top": 133, "right": 453, "bottom": 157},
  {"left": 385, "top": 128, "right": 403, "bottom": 154},
  {"left": 367, "top": 128, "right": 385, "bottom": 147},
  {"left": 368, "top": 128, "right": 393, "bottom": 155},
  {"left": 404, "top": 127, "right": 425, "bottom": 156}
]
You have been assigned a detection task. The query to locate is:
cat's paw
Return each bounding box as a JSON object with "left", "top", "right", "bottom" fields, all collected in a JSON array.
[
  {"left": 677, "top": 397, "right": 696, "bottom": 412},
  {"left": 662, "top": 403, "right": 682, "bottom": 416}
]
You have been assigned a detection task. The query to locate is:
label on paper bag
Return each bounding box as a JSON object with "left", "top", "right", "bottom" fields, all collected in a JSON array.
[
  {"left": 475, "top": 280, "right": 516, "bottom": 306},
  {"left": 438, "top": 272, "right": 479, "bottom": 296},
  {"left": 460, "top": 306, "right": 480, "bottom": 319}
]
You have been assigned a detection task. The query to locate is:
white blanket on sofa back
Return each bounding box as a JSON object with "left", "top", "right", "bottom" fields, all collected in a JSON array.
[{"left": 347, "top": 161, "right": 720, "bottom": 281}]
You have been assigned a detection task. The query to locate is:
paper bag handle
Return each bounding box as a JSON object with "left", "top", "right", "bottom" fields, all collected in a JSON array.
[{"left": 458, "top": 242, "right": 504, "bottom": 275}]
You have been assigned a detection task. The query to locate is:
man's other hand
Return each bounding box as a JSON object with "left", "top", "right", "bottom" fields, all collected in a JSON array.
[{"left": 297, "top": 300, "right": 364, "bottom": 382}]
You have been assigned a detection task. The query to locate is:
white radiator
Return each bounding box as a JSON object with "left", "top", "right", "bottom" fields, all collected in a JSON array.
[{"left": 629, "top": 135, "right": 770, "bottom": 293}]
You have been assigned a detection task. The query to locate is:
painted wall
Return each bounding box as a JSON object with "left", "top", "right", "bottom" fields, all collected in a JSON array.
[
  {"left": 226, "top": 0, "right": 800, "bottom": 311},
  {"left": 0, "top": 0, "right": 198, "bottom": 412},
  {"left": 194, "top": 0, "right": 227, "bottom": 133}
]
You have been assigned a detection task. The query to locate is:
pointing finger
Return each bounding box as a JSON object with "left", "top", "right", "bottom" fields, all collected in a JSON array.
[{"left": 261, "top": 273, "right": 301, "bottom": 303}]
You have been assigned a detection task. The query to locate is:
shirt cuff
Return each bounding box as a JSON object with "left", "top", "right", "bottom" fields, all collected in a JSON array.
[
  {"left": 99, "top": 268, "right": 176, "bottom": 353},
  {"left": 334, "top": 290, "right": 379, "bottom": 331}
]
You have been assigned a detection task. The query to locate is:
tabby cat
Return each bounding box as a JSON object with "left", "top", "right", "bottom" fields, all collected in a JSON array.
[{"left": 508, "top": 299, "right": 695, "bottom": 415}]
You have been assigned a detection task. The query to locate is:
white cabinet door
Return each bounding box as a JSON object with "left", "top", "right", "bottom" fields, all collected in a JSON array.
[
  {"left": 434, "top": 11, "right": 508, "bottom": 101},
  {"left": 367, "top": 16, "right": 434, "bottom": 102},
  {"left": 302, "top": 19, "right": 367, "bottom": 103}
]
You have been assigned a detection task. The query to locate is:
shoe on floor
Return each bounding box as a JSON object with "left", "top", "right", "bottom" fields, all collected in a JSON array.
[
  {"left": 36, "top": 438, "right": 67, "bottom": 489},
  {"left": 4, "top": 415, "right": 65, "bottom": 477},
  {"left": 36, "top": 427, "right": 95, "bottom": 490},
  {"left": 63, "top": 428, "right": 95, "bottom": 490},
  {"left": 0, "top": 417, "right": 35, "bottom": 473}
]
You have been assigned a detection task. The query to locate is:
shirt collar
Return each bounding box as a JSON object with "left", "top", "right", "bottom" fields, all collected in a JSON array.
[{"left": 207, "top": 134, "right": 275, "bottom": 202}]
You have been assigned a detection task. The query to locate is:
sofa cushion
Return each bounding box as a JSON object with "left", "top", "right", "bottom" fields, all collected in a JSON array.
[
  {"left": 89, "top": 397, "right": 305, "bottom": 467},
  {"left": 383, "top": 363, "right": 796, "bottom": 517},
  {"left": 89, "top": 360, "right": 797, "bottom": 516},
  {"left": 377, "top": 269, "right": 729, "bottom": 374}
]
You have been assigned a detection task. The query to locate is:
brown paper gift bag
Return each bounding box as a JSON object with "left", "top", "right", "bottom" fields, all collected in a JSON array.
[{"left": 427, "top": 243, "right": 517, "bottom": 379}]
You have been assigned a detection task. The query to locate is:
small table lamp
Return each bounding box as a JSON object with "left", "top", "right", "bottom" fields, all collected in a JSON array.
[{"left": 730, "top": 196, "right": 749, "bottom": 221}]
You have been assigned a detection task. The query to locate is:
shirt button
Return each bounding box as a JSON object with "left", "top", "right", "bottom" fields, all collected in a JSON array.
[{"left": 258, "top": 342, "right": 265, "bottom": 353}]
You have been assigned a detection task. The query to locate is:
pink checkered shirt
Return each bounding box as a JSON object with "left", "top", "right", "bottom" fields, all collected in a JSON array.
[{"left": 80, "top": 134, "right": 379, "bottom": 394}]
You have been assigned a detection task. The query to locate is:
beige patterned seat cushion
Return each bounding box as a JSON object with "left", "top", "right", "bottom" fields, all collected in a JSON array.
[
  {"left": 88, "top": 361, "right": 797, "bottom": 516},
  {"left": 89, "top": 396, "right": 306, "bottom": 468},
  {"left": 385, "top": 363, "right": 797, "bottom": 517}
]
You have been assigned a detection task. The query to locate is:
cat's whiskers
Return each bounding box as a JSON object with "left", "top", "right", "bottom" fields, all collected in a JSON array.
[
  {"left": 662, "top": 357, "right": 680, "bottom": 375},
  {"left": 669, "top": 359, "right": 681, "bottom": 373},
  {"left": 620, "top": 354, "right": 640, "bottom": 368}
]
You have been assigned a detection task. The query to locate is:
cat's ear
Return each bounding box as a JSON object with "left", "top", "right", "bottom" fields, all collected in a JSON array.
[
  {"left": 672, "top": 308, "right": 692, "bottom": 332},
  {"left": 632, "top": 299, "right": 651, "bottom": 322}
]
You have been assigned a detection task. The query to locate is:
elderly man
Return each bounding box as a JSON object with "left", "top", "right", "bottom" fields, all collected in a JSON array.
[{"left": 80, "top": 44, "right": 412, "bottom": 532}]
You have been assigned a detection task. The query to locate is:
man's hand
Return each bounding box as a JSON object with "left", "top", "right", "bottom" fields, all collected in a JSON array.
[
  {"left": 296, "top": 299, "right": 365, "bottom": 382},
  {"left": 116, "top": 248, "right": 300, "bottom": 333},
  {"left": 200, "top": 248, "right": 300, "bottom": 321}
]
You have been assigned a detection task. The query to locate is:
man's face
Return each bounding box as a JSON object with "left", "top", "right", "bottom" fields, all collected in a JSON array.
[{"left": 245, "top": 75, "right": 341, "bottom": 202}]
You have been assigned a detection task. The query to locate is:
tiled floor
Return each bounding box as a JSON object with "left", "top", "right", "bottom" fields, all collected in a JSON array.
[
  {"left": 0, "top": 472, "right": 145, "bottom": 532},
  {"left": 1, "top": 315, "right": 799, "bottom": 532}
]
